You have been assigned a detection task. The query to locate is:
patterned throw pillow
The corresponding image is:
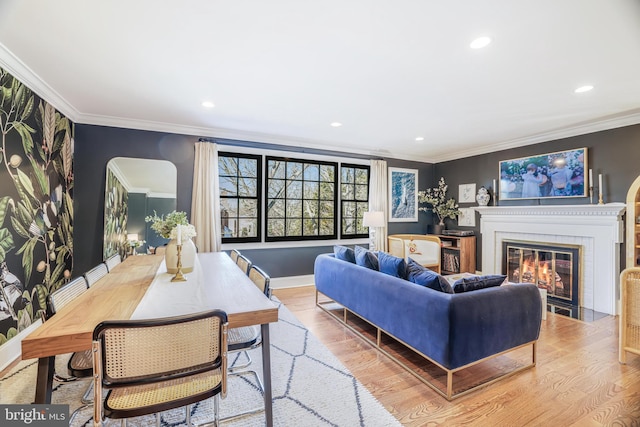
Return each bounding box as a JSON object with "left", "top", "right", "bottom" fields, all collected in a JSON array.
[
  {"left": 354, "top": 245, "right": 379, "bottom": 270},
  {"left": 333, "top": 245, "right": 356, "bottom": 263},
  {"left": 406, "top": 258, "right": 454, "bottom": 294},
  {"left": 377, "top": 251, "right": 407, "bottom": 278},
  {"left": 453, "top": 274, "right": 507, "bottom": 293}
]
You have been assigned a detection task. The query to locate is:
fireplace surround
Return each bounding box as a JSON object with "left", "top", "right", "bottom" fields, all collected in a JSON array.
[{"left": 475, "top": 203, "right": 626, "bottom": 315}]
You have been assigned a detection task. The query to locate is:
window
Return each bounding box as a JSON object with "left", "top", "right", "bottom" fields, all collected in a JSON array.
[
  {"left": 340, "top": 164, "right": 370, "bottom": 238},
  {"left": 266, "top": 156, "right": 337, "bottom": 241},
  {"left": 218, "top": 153, "right": 261, "bottom": 243}
]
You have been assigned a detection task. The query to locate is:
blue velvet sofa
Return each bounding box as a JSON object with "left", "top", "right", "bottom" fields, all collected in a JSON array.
[{"left": 314, "top": 253, "right": 542, "bottom": 400}]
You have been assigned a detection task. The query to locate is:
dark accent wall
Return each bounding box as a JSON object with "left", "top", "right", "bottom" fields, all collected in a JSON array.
[
  {"left": 74, "top": 125, "right": 435, "bottom": 277},
  {"left": 435, "top": 124, "right": 640, "bottom": 269}
]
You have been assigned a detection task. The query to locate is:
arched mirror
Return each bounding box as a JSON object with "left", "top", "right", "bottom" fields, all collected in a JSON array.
[{"left": 104, "top": 157, "right": 177, "bottom": 260}]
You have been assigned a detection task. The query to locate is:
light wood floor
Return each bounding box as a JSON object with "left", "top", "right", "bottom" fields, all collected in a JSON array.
[{"left": 274, "top": 285, "right": 640, "bottom": 426}]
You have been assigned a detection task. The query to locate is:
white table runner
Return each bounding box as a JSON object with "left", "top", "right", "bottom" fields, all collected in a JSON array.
[{"left": 130, "top": 256, "right": 209, "bottom": 320}]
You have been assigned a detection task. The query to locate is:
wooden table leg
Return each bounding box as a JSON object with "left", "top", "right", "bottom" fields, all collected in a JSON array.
[
  {"left": 34, "top": 356, "right": 55, "bottom": 404},
  {"left": 261, "top": 323, "right": 273, "bottom": 427}
]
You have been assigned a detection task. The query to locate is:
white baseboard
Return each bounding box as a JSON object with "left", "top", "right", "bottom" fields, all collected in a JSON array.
[
  {"left": 0, "top": 319, "right": 42, "bottom": 372},
  {"left": 271, "top": 274, "right": 315, "bottom": 289}
]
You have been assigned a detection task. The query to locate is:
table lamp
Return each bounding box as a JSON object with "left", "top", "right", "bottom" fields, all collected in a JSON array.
[
  {"left": 363, "top": 211, "right": 385, "bottom": 251},
  {"left": 127, "top": 233, "right": 138, "bottom": 255}
]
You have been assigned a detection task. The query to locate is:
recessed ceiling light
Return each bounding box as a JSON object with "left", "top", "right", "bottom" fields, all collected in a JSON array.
[
  {"left": 574, "top": 85, "right": 594, "bottom": 93},
  {"left": 415, "top": 137, "right": 425, "bottom": 141},
  {"left": 330, "top": 122, "right": 342, "bottom": 127},
  {"left": 201, "top": 101, "right": 215, "bottom": 108},
  {"left": 470, "top": 36, "right": 491, "bottom": 49}
]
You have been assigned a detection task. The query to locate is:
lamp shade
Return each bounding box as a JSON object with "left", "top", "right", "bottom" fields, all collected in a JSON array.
[
  {"left": 127, "top": 233, "right": 138, "bottom": 242},
  {"left": 363, "top": 211, "right": 385, "bottom": 228}
]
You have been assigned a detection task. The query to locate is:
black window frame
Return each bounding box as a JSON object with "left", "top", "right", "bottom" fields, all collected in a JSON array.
[
  {"left": 265, "top": 156, "right": 338, "bottom": 242},
  {"left": 340, "top": 163, "right": 370, "bottom": 239},
  {"left": 218, "top": 152, "right": 262, "bottom": 244}
]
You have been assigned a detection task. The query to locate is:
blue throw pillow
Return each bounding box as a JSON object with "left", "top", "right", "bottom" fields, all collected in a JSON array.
[
  {"left": 377, "top": 251, "right": 406, "bottom": 278},
  {"left": 354, "top": 245, "right": 379, "bottom": 270},
  {"left": 453, "top": 274, "right": 507, "bottom": 293},
  {"left": 334, "top": 245, "right": 356, "bottom": 263},
  {"left": 406, "top": 258, "right": 454, "bottom": 294}
]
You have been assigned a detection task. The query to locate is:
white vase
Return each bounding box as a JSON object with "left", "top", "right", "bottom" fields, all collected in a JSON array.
[{"left": 164, "top": 239, "right": 196, "bottom": 274}]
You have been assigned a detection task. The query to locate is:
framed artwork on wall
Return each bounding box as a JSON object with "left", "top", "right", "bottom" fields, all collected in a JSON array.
[
  {"left": 457, "top": 208, "right": 476, "bottom": 227},
  {"left": 388, "top": 167, "right": 418, "bottom": 222},
  {"left": 499, "top": 147, "right": 587, "bottom": 200},
  {"left": 458, "top": 183, "right": 476, "bottom": 204}
]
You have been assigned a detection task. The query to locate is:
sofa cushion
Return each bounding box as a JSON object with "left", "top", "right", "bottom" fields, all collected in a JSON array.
[
  {"left": 406, "top": 258, "right": 454, "bottom": 294},
  {"left": 453, "top": 274, "right": 507, "bottom": 293},
  {"left": 354, "top": 245, "right": 378, "bottom": 270},
  {"left": 377, "top": 251, "right": 406, "bottom": 278},
  {"left": 333, "top": 245, "right": 355, "bottom": 263}
]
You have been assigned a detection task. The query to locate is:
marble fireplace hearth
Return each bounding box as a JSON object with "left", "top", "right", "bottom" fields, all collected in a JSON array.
[{"left": 475, "top": 203, "right": 626, "bottom": 316}]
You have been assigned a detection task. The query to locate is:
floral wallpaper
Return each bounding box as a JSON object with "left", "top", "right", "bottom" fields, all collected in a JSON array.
[
  {"left": 103, "top": 168, "right": 129, "bottom": 261},
  {"left": 0, "top": 66, "right": 74, "bottom": 346}
]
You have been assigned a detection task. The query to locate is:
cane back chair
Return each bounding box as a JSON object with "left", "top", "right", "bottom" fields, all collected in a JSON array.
[
  {"left": 620, "top": 267, "right": 640, "bottom": 363},
  {"left": 105, "top": 253, "right": 122, "bottom": 272},
  {"left": 236, "top": 254, "right": 252, "bottom": 276},
  {"left": 84, "top": 263, "right": 109, "bottom": 287},
  {"left": 229, "top": 249, "right": 241, "bottom": 264},
  {"left": 224, "top": 265, "right": 272, "bottom": 421},
  {"left": 92, "top": 309, "right": 228, "bottom": 427}
]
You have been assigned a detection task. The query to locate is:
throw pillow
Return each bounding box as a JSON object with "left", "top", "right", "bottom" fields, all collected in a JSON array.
[
  {"left": 453, "top": 274, "right": 507, "bottom": 293},
  {"left": 333, "top": 245, "right": 356, "bottom": 263},
  {"left": 377, "top": 251, "right": 407, "bottom": 278},
  {"left": 406, "top": 258, "right": 454, "bottom": 294},
  {"left": 354, "top": 245, "right": 379, "bottom": 270}
]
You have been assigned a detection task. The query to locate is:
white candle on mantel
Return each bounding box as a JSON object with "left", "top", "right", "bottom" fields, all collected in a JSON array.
[
  {"left": 493, "top": 179, "right": 496, "bottom": 192},
  {"left": 589, "top": 169, "right": 593, "bottom": 187},
  {"left": 176, "top": 224, "right": 182, "bottom": 244}
]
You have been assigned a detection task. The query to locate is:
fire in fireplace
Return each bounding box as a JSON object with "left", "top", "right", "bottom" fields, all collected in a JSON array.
[{"left": 502, "top": 240, "right": 580, "bottom": 308}]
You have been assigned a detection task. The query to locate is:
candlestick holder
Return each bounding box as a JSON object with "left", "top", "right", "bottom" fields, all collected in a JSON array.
[
  {"left": 171, "top": 244, "right": 187, "bottom": 282},
  {"left": 598, "top": 190, "right": 604, "bottom": 205},
  {"left": 589, "top": 186, "right": 594, "bottom": 204}
]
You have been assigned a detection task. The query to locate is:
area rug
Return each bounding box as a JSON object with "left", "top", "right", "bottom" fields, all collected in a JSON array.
[{"left": 0, "top": 298, "right": 402, "bottom": 427}]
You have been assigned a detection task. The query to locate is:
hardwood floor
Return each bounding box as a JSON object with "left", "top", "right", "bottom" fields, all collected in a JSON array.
[{"left": 274, "top": 286, "right": 640, "bottom": 426}]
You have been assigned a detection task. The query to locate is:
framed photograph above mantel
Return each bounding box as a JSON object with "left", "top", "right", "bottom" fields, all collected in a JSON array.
[
  {"left": 499, "top": 147, "right": 587, "bottom": 200},
  {"left": 388, "top": 167, "right": 418, "bottom": 222}
]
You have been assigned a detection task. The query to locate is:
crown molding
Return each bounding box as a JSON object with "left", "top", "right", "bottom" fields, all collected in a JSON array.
[
  {"left": 430, "top": 110, "right": 640, "bottom": 163},
  {"left": 0, "top": 43, "right": 80, "bottom": 122}
]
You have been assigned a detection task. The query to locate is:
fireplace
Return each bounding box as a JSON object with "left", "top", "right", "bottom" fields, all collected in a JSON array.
[
  {"left": 475, "top": 204, "right": 626, "bottom": 315},
  {"left": 502, "top": 240, "right": 580, "bottom": 308}
]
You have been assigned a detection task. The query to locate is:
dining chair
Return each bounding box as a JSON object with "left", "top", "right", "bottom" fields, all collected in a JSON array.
[
  {"left": 92, "top": 309, "right": 228, "bottom": 427},
  {"left": 620, "top": 267, "right": 640, "bottom": 364},
  {"left": 236, "top": 254, "right": 252, "bottom": 276},
  {"left": 84, "top": 263, "right": 109, "bottom": 287},
  {"left": 105, "top": 253, "right": 122, "bottom": 272},
  {"left": 230, "top": 249, "right": 241, "bottom": 264},
  {"left": 224, "top": 265, "right": 271, "bottom": 421},
  {"left": 47, "top": 276, "right": 93, "bottom": 423}
]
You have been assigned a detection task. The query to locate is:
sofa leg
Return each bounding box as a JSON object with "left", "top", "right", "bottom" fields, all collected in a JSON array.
[{"left": 447, "top": 371, "right": 453, "bottom": 399}]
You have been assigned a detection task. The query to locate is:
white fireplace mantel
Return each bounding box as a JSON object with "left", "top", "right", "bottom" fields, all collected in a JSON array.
[{"left": 475, "top": 203, "right": 626, "bottom": 315}]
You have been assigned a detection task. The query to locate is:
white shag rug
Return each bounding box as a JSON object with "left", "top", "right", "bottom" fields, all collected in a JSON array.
[{"left": 1, "top": 298, "right": 402, "bottom": 427}]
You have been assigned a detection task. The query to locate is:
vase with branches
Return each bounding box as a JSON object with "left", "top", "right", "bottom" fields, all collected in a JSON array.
[{"left": 418, "top": 177, "right": 461, "bottom": 227}]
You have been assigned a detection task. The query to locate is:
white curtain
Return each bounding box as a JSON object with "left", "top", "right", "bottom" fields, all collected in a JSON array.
[
  {"left": 191, "top": 141, "right": 221, "bottom": 252},
  {"left": 369, "top": 159, "right": 388, "bottom": 252}
]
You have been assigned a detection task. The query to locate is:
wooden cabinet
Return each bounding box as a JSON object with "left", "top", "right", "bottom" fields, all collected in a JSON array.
[{"left": 431, "top": 235, "right": 476, "bottom": 275}]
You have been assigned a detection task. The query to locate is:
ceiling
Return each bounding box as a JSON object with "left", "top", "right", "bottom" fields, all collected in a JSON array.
[{"left": 1, "top": 0, "right": 639, "bottom": 163}]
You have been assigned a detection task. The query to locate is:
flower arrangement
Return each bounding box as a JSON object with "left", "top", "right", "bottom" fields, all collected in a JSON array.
[
  {"left": 169, "top": 223, "right": 197, "bottom": 243},
  {"left": 145, "top": 211, "right": 189, "bottom": 239},
  {"left": 418, "top": 177, "right": 461, "bottom": 226}
]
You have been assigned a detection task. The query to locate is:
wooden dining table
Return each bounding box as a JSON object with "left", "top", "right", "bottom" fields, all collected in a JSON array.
[{"left": 21, "top": 252, "right": 279, "bottom": 426}]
